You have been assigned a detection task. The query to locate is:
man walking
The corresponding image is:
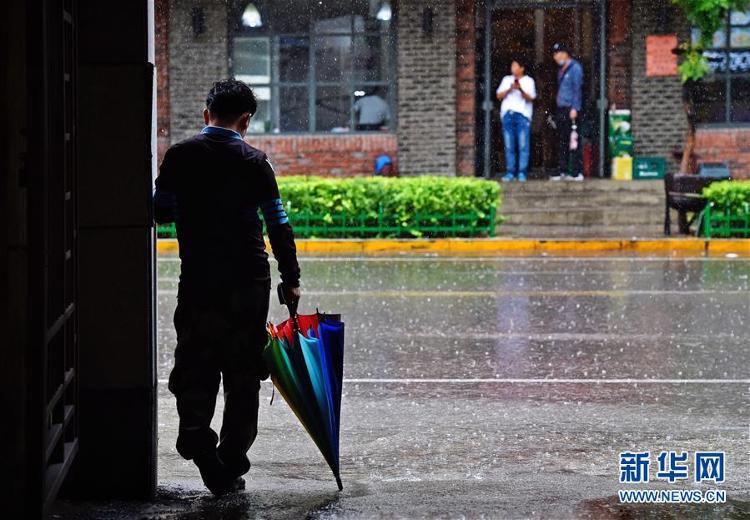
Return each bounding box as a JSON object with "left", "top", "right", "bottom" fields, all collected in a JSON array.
[
  {"left": 550, "top": 43, "right": 584, "bottom": 181},
  {"left": 496, "top": 57, "right": 536, "bottom": 182},
  {"left": 154, "top": 79, "right": 301, "bottom": 495}
]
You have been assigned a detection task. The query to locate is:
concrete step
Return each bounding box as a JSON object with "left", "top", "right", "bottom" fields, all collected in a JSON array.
[
  {"left": 498, "top": 179, "right": 664, "bottom": 195},
  {"left": 500, "top": 207, "right": 665, "bottom": 226},
  {"left": 493, "top": 179, "right": 667, "bottom": 237},
  {"left": 501, "top": 192, "right": 664, "bottom": 209},
  {"left": 496, "top": 224, "right": 665, "bottom": 238}
]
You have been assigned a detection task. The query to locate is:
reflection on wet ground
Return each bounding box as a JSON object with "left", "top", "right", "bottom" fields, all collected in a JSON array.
[{"left": 54, "top": 255, "right": 750, "bottom": 519}]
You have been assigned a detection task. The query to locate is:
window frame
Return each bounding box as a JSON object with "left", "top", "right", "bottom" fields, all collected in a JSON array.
[
  {"left": 695, "top": 10, "right": 750, "bottom": 127},
  {"left": 228, "top": 0, "right": 397, "bottom": 135}
]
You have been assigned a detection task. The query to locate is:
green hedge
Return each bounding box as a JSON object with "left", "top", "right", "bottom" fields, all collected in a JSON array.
[
  {"left": 157, "top": 176, "right": 501, "bottom": 238},
  {"left": 702, "top": 180, "right": 750, "bottom": 213},
  {"left": 276, "top": 176, "right": 500, "bottom": 238},
  {"left": 701, "top": 180, "right": 750, "bottom": 238}
]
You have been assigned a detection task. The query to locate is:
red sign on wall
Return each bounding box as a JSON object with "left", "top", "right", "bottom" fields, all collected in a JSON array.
[{"left": 646, "top": 35, "right": 678, "bottom": 77}]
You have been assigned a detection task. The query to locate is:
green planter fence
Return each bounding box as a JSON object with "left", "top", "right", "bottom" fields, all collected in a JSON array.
[
  {"left": 702, "top": 202, "right": 750, "bottom": 238},
  {"left": 157, "top": 205, "right": 496, "bottom": 239}
]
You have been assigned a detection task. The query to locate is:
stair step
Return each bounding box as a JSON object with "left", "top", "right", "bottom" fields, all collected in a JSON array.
[
  {"left": 498, "top": 179, "right": 664, "bottom": 194},
  {"left": 502, "top": 194, "right": 664, "bottom": 209},
  {"left": 496, "top": 224, "right": 664, "bottom": 239},
  {"left": 493, "top": 179, "right": 669, "bottom": 236},
  {"left": 500, "top": 208, "right": 664, "bottom": 226}
]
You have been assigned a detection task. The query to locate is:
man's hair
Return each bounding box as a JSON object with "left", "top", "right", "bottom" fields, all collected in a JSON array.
[{"left": 206, "top": 79, "right": 257, "bottom": 121}]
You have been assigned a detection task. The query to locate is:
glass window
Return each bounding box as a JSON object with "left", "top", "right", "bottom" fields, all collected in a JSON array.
[
  {"left": 312, "top": 0, "right": 353, "bottom": 33},
  {"left": 731, "top": 77, "right": 750, "bottom": 121},
  {"left": 316, "top": 86, "right": 351, "bottom": 131},
  {"left": 696, "top": 10, "right": 750, "bottom": 124},
  {"left": 232, "top": 37, "right": 271, "bottom": 84},
  {"left": 314, "top": 35, "right": 352, "bottom": 81},
  {"left": 278, "top": 86, "right": 309, "bottom": 132},
  {"left": 249, "top": 86, "right": 271, "bottom": 132},
  {"left": 693, "top": 78, "right": 727, "bottom": 122},
  {"left": 353, "top": 33, "right": 391, "bottom": 82},
  {"left": 278, "top": 36, "right": 309, "bottom": 82},
  {"left": 230, "top": 0, "right": 395, "bottom": 133}
]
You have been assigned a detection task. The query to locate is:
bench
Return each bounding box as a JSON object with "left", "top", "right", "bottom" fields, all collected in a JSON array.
[{"left": 664, "top": 164, "right": 730, "bottom": 236}]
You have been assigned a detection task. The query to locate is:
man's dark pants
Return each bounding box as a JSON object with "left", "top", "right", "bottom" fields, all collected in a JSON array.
[
  {"left": 168, "top": 279, "right": 271, "bottom": 478},
  {"left": 555, "top": 106, "right": 583, "bottom": 177}
]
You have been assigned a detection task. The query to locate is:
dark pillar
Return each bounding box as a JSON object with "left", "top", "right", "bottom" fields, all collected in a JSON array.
[
  {"left": 65, "top": 0, "right": 157, "bottom": 499},
  {"left": 0, "top": 0, "right": 31, "bottom": 516}
]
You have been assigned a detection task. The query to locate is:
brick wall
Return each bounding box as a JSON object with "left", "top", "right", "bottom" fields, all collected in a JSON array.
[
  {"left": 396, "top": 0, "right": 457, "bottom": 175},
  {"left": 163, "top": 0, "right": 456, "bottom": 176},
  {"left": 695, "top": 128, "right": 750, "bottom": 179},
  {"left": 455, "top": 0, "right": 475, "bottom": 176},
  {"left": 247, "top": 134, "right": 398, "bottom": 176},
  {"left": 168, "top": 0, "right": 229, "bottom": 144},
  {"left": 631, "top": 0, "right": 689, "bottom": 173},
  {"left": 155, "top": 0, "right": 170, "bottom": 162},
  {"left": 607, "top": 0, "right": 632, "bottom": 108}
]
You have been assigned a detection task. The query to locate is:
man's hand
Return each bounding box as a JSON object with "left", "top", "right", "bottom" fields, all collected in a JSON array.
[
  {"left": 283, "top": 284, "right": 301, "bottom": 317},
  {"left": 569, "top": 108, "right": 578, "bottom": 120}
]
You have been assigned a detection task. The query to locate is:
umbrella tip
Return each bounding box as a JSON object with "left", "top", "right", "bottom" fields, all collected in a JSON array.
[{"left": 336, "top": 476, "right": 343, "bottom": 491}]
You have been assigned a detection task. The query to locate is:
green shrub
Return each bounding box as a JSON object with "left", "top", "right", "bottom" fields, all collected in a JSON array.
[
  {"left": 156, "top": 176, "right": 501, "bottom": 238},
  {"left": 276, "top": 176, "right": 501, "bottom": 238},
  {"left": 702, "top": 180, "right": 750, "bottom": 213}
]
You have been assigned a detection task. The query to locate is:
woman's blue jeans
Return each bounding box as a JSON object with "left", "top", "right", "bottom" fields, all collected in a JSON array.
[{"left": 501, "top": 111, "right": 531, "bottom": 177}]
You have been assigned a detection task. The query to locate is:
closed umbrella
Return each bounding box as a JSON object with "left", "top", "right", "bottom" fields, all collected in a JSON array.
[{"left": 264, "top": 311, "right": 345, "bottom": 490}]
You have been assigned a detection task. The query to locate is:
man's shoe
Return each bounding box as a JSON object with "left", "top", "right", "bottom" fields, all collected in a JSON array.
[
  {"left": 195, "top": 452, "right": 242, "bottom": 496},
  {"left": 565, "top": 173, "right": 584, "bottom": 182},
  {"left": 501, "top": 173, "right": 515, "bottom": 182},
  {"left": 549, "top": 174, "right": 563, "bottom": 181},
  {"left": 517, "top": 173, "right": 527, "bottom": 182}
]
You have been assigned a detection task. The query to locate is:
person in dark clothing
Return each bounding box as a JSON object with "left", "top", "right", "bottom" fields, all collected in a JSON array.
[
  {"left": 154, "top": 78, "right": 301, "bottom": 496},
  {"left": 550, "top": 43, "right": 584, "bottom": 182}
]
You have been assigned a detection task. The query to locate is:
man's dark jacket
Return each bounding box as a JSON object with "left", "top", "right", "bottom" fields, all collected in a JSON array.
[{"left": 154, "top": 126, "right": 300, "bottom": 295}]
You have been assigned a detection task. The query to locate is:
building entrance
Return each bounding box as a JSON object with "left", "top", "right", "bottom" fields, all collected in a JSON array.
[{"left": 478, "top": 0, "right": 606, "bottom": 178}]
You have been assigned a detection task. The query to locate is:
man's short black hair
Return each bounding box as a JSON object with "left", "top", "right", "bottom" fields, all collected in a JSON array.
[{"left": 206, "top": 78, "right": 257, "bottom": 121}]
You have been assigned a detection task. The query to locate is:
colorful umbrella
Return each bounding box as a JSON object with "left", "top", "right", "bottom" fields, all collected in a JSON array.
[{"left": 263, "top": 311, "right": 345, "bottom": 490}]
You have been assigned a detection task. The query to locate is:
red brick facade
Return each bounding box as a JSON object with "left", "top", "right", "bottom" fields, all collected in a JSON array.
[
  {"left": 455, "top": 0, "right": 476, "bottom": 176},
  {"left": 155, "top": 0, "right": 170, "bottom": 162},
  {"left": 695, "top": 128, "right": 750, "bottom": 179},
  {"left": 156, "top": 0, "right": 748, "bottom": 178},
  {"left": 607, "top": 0, "right": 632, "bottom": 108},
  {"left": 246, "top": 134, "right": 398, "bottom": 176}
]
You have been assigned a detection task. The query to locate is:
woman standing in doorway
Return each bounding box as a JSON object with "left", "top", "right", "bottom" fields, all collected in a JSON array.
[{"left": 496, "top": 57, "right": 537, "bottom": 182}]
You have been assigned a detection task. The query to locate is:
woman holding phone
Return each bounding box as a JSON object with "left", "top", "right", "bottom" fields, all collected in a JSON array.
[{"left": 496, "top": 57, "right": 537, "bottom": 182}]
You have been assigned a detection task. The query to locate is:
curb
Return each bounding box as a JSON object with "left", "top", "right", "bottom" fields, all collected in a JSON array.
[{"left": 156, "top": 238, "right": 750, "bottom": 257}]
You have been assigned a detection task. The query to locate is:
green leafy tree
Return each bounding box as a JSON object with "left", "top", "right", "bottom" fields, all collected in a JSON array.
[{"left": 671, "top": 0, "right": 749, "bottom": 173}]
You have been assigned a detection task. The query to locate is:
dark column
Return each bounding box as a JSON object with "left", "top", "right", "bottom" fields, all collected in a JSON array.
[
  {"left": 66, "top": 0, "right": 157, "bottom": 499},
  {"left": 0, "top": 0, "right": 31, "bottom": 516}
]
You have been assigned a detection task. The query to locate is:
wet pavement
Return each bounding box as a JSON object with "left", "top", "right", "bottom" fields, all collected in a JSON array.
[{"left": 54, "top": 255, "right": 750, "bottom": 519}]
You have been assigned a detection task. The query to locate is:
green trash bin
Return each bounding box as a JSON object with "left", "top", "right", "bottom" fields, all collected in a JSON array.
[{"left": 632, "top": 157, "right": 666, "bottom": 180}]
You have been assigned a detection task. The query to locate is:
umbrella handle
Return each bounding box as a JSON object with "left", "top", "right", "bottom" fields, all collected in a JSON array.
[{"left": 278, "top": 282, "right": 300, "bottom": 332}]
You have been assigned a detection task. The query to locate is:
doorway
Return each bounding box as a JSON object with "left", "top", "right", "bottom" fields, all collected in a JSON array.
[{"left": 478, "top": 0, "right": 606, "bottom": 179}]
